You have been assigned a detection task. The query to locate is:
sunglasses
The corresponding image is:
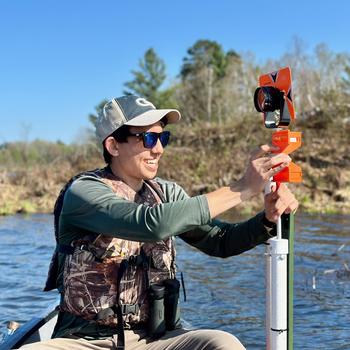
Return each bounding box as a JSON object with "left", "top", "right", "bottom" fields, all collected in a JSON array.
[{"left": 127, "top": 131, "right": 171, "bottom": 149}]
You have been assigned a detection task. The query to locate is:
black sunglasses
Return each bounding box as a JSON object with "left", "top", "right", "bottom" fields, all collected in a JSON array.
[{"left": 126, "top": 131, "right": 171, "bottom": 149}]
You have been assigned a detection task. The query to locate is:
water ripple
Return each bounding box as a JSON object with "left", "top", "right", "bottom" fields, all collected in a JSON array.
[{"left": 0, "top": 213, "right": 349, "bottom": 349}]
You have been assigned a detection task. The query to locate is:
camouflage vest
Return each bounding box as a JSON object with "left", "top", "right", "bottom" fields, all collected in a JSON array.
[{"left": 46, "top": 167, "right": 176, "bottom": 327}]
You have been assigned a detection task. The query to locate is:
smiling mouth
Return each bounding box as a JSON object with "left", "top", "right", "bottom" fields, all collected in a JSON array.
[{"left": 144, "top": 159, "right": 159, "bottom": 169}]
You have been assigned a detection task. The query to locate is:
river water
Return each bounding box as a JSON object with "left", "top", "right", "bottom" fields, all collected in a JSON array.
[{"left": 0, "top": 213, "right": 349, "bottom": 349}]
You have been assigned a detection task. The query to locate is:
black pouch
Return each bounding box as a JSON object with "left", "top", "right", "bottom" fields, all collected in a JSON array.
[
  {"left": 164, "top": 278, "right": 181, "bottom": 331},
  {"left": 148, "top": 283, "right": 166, "bottom": 339}
]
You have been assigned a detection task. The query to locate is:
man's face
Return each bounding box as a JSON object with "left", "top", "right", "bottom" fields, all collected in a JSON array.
[{"left": 114, "top": 122, "right": 165, "bottom": 189}]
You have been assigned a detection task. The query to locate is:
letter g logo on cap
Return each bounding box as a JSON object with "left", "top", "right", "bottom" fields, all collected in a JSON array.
[{"left": 136, "top": 98, "right": 155, "bottom": 109}]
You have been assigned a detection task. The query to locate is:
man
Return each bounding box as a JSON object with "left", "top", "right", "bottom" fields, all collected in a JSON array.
[{"left": 23, "top": 95, "right": 297, "bottom": 350}]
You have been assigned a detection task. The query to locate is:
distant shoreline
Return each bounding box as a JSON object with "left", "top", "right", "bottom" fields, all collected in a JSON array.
[{"left": 1, "top": 119, "right": 349, "bottom": 216}]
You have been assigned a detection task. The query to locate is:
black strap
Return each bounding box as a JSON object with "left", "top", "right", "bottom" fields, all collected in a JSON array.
[
  {"left": 128, "top": 254, "right": 145, "bottom": 266},
  {"left": 114, "top": 259, "right": 129, "bottom": 350},
  {"left": 57, "top": 244, "right": 75, "bottom": 255},
  {"left": 53, "top": 170, "right": 104, "bottom": 243},
  {"left": 44, "top": 168, "right": 106, "bottom": 292},
  {"left": 115, "top": 303, "right": 125, "bottom": 349},
  {"left": 180, "top": 272, "right": 187, "bottom": 302}
]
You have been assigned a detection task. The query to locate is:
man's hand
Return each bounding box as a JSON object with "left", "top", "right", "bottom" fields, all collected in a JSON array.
[
  {"left": 205, "top": 144, "right": 295, "bottom": 219},
  {"left": 264, "top": 183, "right": 299, "bottom": 223},
  {"left": 235, "top": 144, "right": 292, "bottom": 200}
]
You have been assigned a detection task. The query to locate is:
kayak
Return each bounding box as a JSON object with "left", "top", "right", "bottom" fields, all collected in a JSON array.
[
  {"left": 1, "top": 303, "right": 193, "bottom": 350},
  {"left": 0, "top": 304, "right": 58, "bottom": 350}
]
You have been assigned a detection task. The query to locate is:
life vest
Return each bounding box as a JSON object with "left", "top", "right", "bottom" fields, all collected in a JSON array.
[{"left": 44, "top": 167, "right": 176, "bottom": 328}]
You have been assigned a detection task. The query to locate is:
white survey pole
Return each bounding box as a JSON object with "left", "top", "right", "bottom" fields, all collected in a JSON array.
[
  {"left": 265, "top": 184, "right": 289, "bottom": 350},
  {"left": 265, "top": 241, "right": 272, "bottom": 349},
  {"left": 269, "top": 233, "right": 288, "bottom": 349}
]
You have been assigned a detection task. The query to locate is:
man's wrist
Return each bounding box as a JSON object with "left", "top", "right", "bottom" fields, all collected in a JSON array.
[
  {"left": 230, "top": 179, "right": 254, "bottom": 201},
  {"left": 262, "top": 213, "right": 276, "bottom": 229}
]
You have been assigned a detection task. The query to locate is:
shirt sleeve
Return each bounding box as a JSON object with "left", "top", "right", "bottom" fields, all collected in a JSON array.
[
  {"left": 157, "top": 178, "right": 275, "bottom": 257},
  {"left": 59, "top": 177, "right": 211, "bottom": 243},
  {"left": 179, "top": 212, "right": 276, "bottom": 258}
]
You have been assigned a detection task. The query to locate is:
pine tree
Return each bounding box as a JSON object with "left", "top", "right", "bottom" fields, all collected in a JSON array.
[{"left": 124, "top": 48, "right": 176, "bottom": 108}]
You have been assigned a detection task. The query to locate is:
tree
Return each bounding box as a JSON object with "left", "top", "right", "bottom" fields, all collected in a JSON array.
[
  {"left": 180, "top": 40, "right": 238, "bottom": 81},
  {"left": 268, "top": 38, "right": 350, "bottom": 116},
  {"left": 123, "top": 48, "right": 176, "bottom": 108},
  {"left": 341, "top": 65, "right": 350, "bottom": 93},
  {"left": 88, "top": 99, "right": 109, "bottom": 129},
  {"left": 85, "top": 99, "right": 109, "bottom": 145},
  {"left": 177, "top": 39, "right": 241, "bottom": 124}
]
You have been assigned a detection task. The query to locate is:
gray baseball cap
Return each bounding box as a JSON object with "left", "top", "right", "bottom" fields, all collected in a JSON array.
[{"left": 95, "top": 95, "right": 181, "bottom": 143}]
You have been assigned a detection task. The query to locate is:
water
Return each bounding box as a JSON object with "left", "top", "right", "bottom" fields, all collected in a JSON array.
[{"left": 0, "top": 213, "right": 349, "bottom": 349}]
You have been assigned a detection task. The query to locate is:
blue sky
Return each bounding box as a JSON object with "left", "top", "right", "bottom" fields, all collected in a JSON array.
[{"left": 1, "top": 0, "right": 349, "bottom": 144}]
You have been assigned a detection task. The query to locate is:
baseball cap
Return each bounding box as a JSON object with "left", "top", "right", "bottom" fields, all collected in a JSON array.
[{"left": 95, "top": 95, "right": 181, "bottom": 143}]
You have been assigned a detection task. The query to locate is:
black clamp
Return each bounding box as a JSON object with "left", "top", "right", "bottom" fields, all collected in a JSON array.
[{"left": 271, "top": 328, "right": 288, "bottom": 334}]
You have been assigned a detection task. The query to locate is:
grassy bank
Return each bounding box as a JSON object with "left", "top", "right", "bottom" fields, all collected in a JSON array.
[{"left": 1, "top": 114, "right": 349, "bottom": 216}]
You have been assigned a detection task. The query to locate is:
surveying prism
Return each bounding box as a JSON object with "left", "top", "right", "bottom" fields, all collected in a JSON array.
[
  {"left": 254, "top": 66, "right": 302, "bottom": 183},
  {"left": 254, "top": 67, "right": 302, "bottom": 350}
]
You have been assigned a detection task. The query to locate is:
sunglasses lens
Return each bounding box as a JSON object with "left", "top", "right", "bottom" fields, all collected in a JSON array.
[
  {"left": 143, "top": 133, "right": 158, "bottom": 148},
  {"left": 143, "top": 132, "right": 171, "bottom": 148},
  {"left": 159, "top": 131, "right": 170, "bottom": 147}
]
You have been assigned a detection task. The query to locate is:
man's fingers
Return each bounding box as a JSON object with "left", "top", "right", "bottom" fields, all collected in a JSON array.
[
  {"left": 250, "top": 144, "right": 280, "bottom": 160},
  {"left": 284, "top": 199, "right": 299, "bottom": 214},
  {"left": 267, "top": 161, "right": 290, "bottom": 178},
  {"left": 270, "top": 195, "right": 299, "bottom": 217},
  {"left": 265, "top": 182, "right": 299, "bottom": 221},
  {"left": 274, "top": 201, "right": 298, "bottom": 217},
  {"left": 262, "top": 154, "right": 291, "bottom": 172},
  {"left": 269, "top": 182, "right": 277, "bottom": 193}
]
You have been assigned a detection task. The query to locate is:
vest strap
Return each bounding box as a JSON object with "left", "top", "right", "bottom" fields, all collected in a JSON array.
[
  {"left": 57, "top": 244, "right": 75, "bottom": 255},
  {"left": 57, "top": 243, "right": 92, "bottom": 255},
  {"left": 96, "top": 303, "right": 140, "bottom": 321},
  {"left": 128, "top": 254, "right": 145, "bottom": 266},
  {"left": 144, "top": 180, "right": 166, "bottom": 203},
  {"left": 121, "top": 303, "right": 140, "bottom": 315}
]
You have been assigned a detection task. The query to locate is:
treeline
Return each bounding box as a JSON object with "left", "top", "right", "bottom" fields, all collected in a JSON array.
[
  {"left": 84, "top": 38, "right": 350, "bottom": 140},
  {"left": 0, "top": 139, "right": 100, "bottom": 168},
  {"left": 1, "top": 38, "right": 350, "bottom": 215},
  {"left": 2, "top": 37, "right": 350, "bottom": 165}
]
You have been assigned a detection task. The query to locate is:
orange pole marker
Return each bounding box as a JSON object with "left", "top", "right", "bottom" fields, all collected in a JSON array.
[{"left": 271, "top": 129, "right": 302, "bottom": 183}]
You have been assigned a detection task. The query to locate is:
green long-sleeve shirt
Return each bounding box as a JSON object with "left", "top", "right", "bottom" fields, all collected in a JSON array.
[
  {"left": 53, "top": 176, "right": 274, "bottom": 338},
  {"left": 59, "top": 176, "right": 272, "bottom": 255}
]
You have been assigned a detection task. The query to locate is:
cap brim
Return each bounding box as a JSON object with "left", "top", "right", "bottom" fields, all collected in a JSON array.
[{"left": 124, "top": 109, "right": 181, "bottom": 127}]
